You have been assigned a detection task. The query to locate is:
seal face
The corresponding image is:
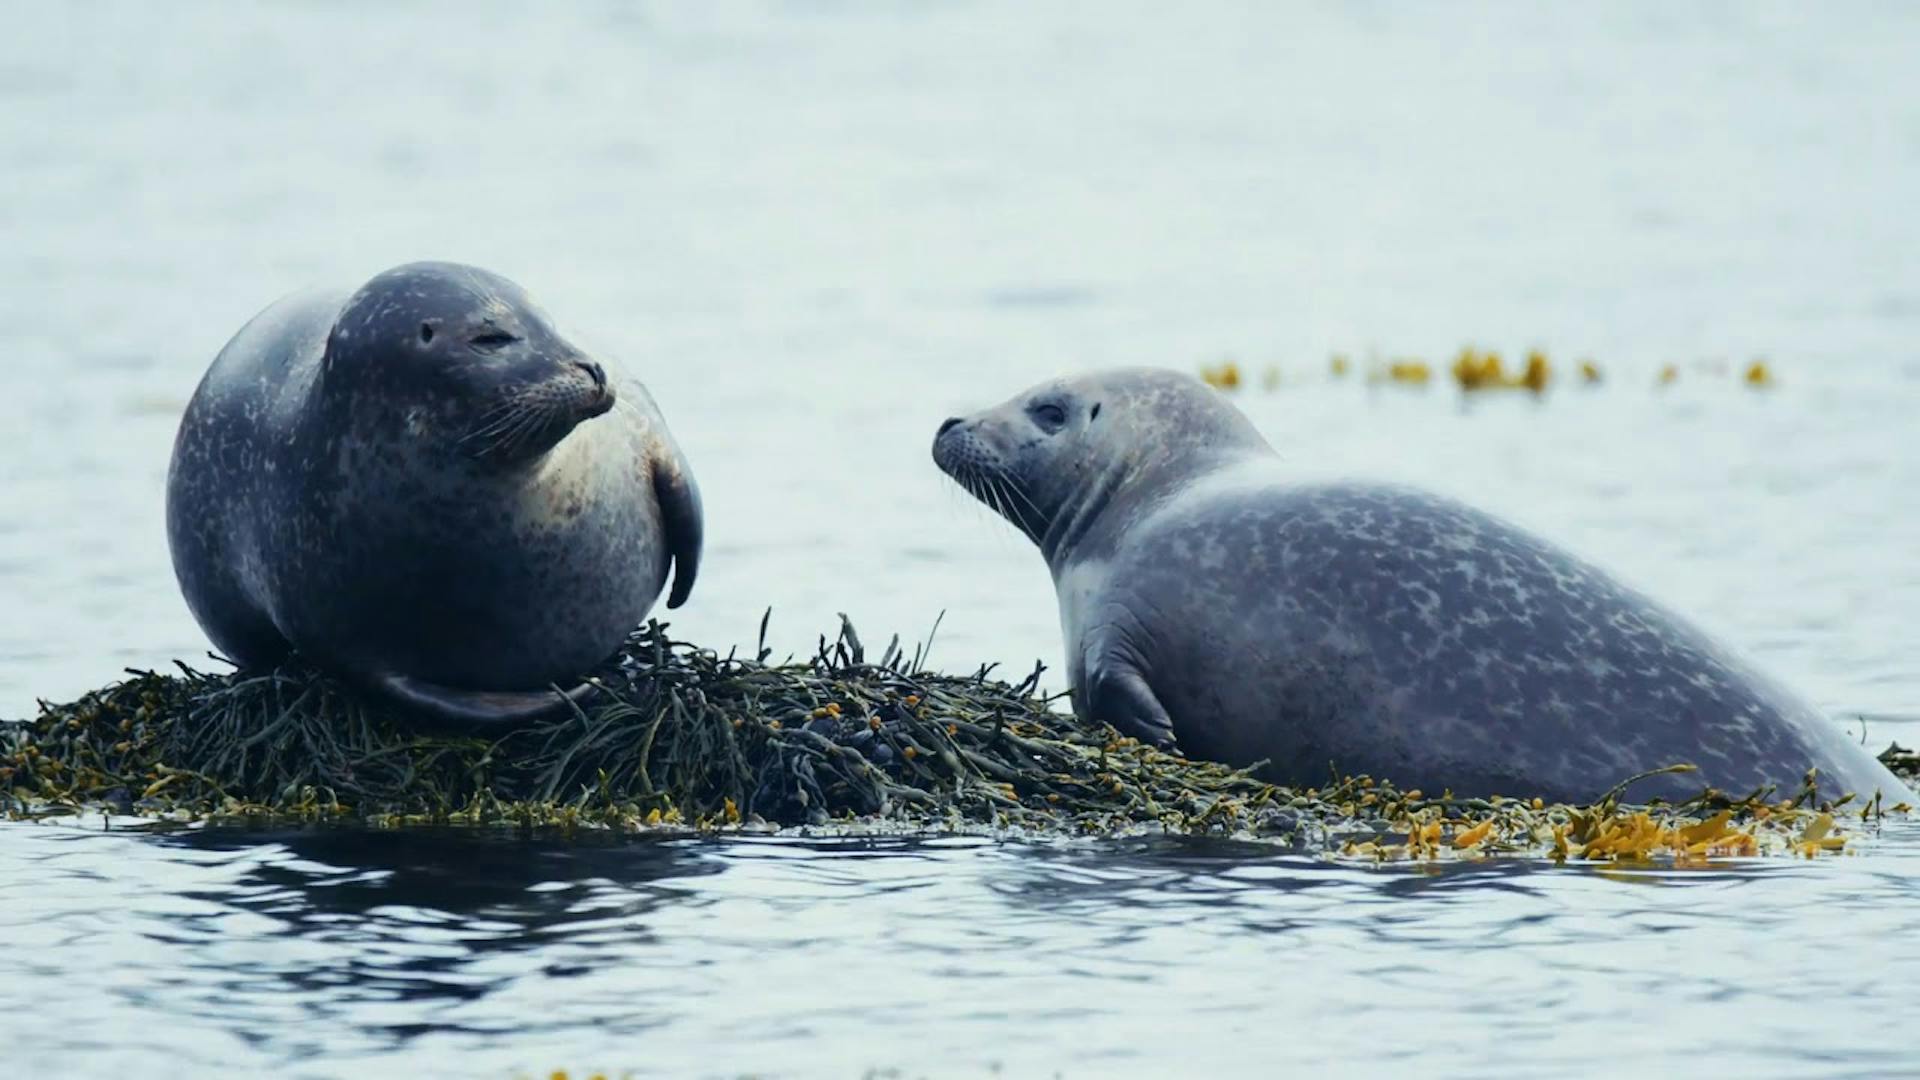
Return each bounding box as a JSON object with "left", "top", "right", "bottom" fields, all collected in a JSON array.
[
  {"left": 166, "top": 261, "right": 703, "bottom": 727},
  {"left": 934, "top": 367, "right": 1905, "bottom": 803}
]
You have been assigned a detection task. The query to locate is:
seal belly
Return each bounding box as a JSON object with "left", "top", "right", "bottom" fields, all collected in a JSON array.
[{"left": 291, "top": 444, "right": 665, "bottom": 692}]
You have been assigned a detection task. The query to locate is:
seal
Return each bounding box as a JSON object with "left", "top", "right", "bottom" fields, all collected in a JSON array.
[
  {"left": 166, "top": 261, "right": 703, "bottom": 728},
  {"left": 933, "top": 367, "right": 1905, "bottom": 803}
]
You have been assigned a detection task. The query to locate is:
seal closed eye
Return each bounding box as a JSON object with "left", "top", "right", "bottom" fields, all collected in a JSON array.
[
  {"left": 166, "top": 260, "right": 703, "bottom": 728},
  {"left": 933, "top": 366, "right": 1906, "bottom": 804}
]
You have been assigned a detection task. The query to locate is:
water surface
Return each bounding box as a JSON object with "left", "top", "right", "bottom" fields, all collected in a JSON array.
[{"left": 6, "top": 824, "right": 1920, "bottom": 1078}]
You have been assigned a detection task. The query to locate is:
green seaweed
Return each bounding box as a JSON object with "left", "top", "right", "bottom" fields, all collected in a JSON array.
[
  {"left": 3, "top": 619, "right": 1910, "bottom": 860},
  {"left": 0, "top": 619, "right": 1284, "bottom": 835}
]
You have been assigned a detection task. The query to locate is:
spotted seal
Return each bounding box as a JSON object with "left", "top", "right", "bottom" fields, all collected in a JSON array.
[
  {"left": 166, "top": 261, "right": 702, "bottom": 727},
  {"left": 932, "top": 367, "right": 1904, "bottom": 803}
]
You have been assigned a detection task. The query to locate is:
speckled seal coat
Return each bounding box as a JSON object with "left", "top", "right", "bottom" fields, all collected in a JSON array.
[
  {"left": 933, "top": 367, "right": 1904, "bottom": 803},
  {"left": 166, "top": 262, "right": 702, "bottom": 726}
]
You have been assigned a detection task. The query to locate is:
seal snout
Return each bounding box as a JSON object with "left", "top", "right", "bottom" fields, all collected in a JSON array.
[
  {"left": 931, "top": 415, "right": 971, "bottom": 474},
  {"left": 574, "top": 359, "right": 616, "bottom": 417},
  {"left": 930, "top": 414, "right": 999, "bottom": 487}
]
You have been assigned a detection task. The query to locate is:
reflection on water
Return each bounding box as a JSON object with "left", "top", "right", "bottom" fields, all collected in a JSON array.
[
  {"left": 4, "top": 2, "right": 1919, "bottom": 1075},
  {"left": 5, "top": 823, "right": 1920, "bottom": 1077}
]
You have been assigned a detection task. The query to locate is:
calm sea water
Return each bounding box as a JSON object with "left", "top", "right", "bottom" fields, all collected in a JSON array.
[{"left": 3, "top": 3, "right": 1919, "bottom": 1076}]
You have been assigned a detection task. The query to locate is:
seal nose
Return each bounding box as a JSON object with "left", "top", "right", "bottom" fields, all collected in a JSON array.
[
  {"left": 937, "top": 417, "right": 963, "bottom": 436},
  {"left": 575, "top": 360, "right": 607, "bottom": 391}
]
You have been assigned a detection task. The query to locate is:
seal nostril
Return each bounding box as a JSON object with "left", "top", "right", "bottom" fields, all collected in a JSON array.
[
  {"left": 938, "top": 417, "right": 962, "bottom": 436},
  {"left": 576, "top": 361, "right": 607, "bottom": 390}
]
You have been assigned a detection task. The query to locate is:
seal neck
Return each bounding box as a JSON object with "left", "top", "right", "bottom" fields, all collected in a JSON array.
[
  {"left": 1039, "top": 448, "right": 1199, "bottom": 571},
  {"left": 1040, "top": 456, "right": 1127, "bottom": 570},
  {"left": 1040, "top": 445, "right": 1265, "bottom": 573}
]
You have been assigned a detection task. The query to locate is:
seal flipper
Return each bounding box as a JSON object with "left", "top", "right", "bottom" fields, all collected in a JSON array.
[
  {"left": 654, "top": 453, "right": 704, "bottom": 609},
  {"left": 371, "top": 673, "right": 598, "bottom": 730},
  {"left": 1088, "top": 664, "right": 1179, "bottom": 751}
]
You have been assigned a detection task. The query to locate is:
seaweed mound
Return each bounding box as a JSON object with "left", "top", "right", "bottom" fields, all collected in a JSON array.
[
  {"left": 1, "top": 620, "right": 1278, "bottom": 832},
  {"left": 2, "top": 620, "right": 1908, "bottom": 860}
]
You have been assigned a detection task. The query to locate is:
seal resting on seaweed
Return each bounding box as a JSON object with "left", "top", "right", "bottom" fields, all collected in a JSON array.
[
  {"left": 932, "top": 367, "right": 1906, "bottom": 803},
  {"left": 166, "top": 261, "right": 702, "bottom": 728}
]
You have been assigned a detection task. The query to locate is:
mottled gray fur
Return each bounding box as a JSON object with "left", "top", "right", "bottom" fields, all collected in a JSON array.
[
  {"left": 167, "top": 262, "right": 701, "bottom": 727},
  {"left": 934, "top": 367, "right": 1903, "bottom": 803}
]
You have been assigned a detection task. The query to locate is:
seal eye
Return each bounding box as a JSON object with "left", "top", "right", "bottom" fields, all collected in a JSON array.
[
  {"left": 470, "top": 331, "right": 518, "bottom": 350},
  {"left": 1031, "top": 403, "right": 1068, "bottom": 429},
  {"left": 1030, "top": 402, "right": 1069, "bottom": 433}
]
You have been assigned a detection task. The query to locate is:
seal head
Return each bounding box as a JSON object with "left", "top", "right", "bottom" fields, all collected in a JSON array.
[
  {"left": 934, "top": 368, "right": 1266, "bottom": 567},
  {"left": 322, "top": 263, "right": 619, "bottom": 471}
]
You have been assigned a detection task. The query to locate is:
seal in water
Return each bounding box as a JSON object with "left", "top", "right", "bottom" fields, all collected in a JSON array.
[
  {"left": 932, "top": 367, "right": 1905, "bottom": 803},
  {"left": 167, "top": 261, "right": 703, "bottom": 728}
]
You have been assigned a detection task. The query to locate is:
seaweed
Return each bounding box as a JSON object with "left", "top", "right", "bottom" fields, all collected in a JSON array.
[
  {"left": 0, "top": 619, "right": 1276, "bottom": 834},
  {"left": 2, "top": 619, "right": 1908, "bottom": 861}
]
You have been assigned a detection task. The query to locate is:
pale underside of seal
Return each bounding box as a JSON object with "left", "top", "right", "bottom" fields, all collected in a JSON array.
[
  {"left": 166, "top": 262, "right": 702, "bottom": 727},
  {"left": 934, "top": 367, "right": 1906, "bottom": 804}
]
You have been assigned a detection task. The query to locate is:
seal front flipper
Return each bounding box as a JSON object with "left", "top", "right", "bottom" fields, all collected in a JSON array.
[
  {"left": 1088, "top": 663, "right": 1179, "bottom": 751},
  {"left": 370, "top": 672, "right": 600, "bottom": 730},
  {"left": 654, "top": 452, "right": 704, "bottom": 609}
]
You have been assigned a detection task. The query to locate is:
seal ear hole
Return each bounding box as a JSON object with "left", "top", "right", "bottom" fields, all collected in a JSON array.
[
  {"left": 419, "top": 323, "right": 435, "bottom": 344},
  {"left": 1090, "top": 403, "right": 1102, "bottom": 421}
]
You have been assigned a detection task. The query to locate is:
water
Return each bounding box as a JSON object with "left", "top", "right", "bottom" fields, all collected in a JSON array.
[
  {"left": 3, "top": 3, "right": 1919, "bottom": 1075},
  {"left": 7, "top": 826, "right": 1920, "bottom": 1078}
]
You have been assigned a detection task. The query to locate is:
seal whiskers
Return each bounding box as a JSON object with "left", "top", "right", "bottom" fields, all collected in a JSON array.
[{"left": 460, "top": 398, "right": 546, "bottom": 461}]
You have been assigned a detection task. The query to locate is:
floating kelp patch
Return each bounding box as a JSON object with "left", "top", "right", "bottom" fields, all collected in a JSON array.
[
  {"left": 1, "top": 620, "right": 1909, "bottom": 861},
  {"left": 1198, "top": 347, "right": 1790, "bottom": 395},
  {"left": 1340, "top": 776, "right": 1896, "bottom": 864}
]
